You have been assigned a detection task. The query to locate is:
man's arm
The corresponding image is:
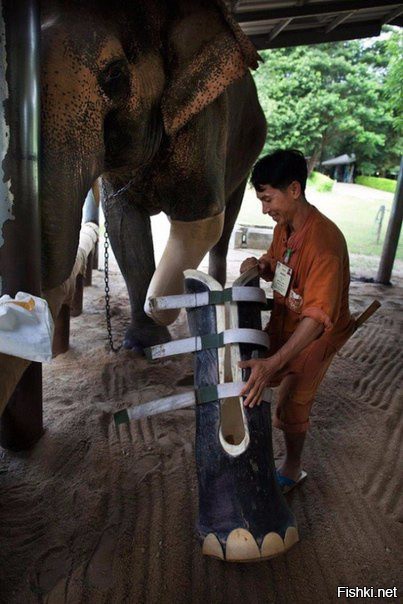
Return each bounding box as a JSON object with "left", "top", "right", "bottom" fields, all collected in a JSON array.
[{"left": 239, "top": 317, "right": 324, "bottom": 407}]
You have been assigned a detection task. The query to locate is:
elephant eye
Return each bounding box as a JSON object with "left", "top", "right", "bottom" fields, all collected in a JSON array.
[{"left": 99, "top": 59, "right": 130, "bottom": 100}]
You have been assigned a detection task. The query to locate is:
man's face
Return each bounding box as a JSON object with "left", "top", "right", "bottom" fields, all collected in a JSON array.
[{"left": 255, "top": 182, "right": 300, "bottom": 227}]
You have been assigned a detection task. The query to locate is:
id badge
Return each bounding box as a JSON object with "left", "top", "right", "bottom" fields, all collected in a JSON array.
[{"left": 272, "top": 261, "right": 292, "bottom": 297}]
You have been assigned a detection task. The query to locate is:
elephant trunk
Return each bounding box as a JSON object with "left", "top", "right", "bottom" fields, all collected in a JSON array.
[
  {"left": 41, "top": 157, "right": 101, "bottom": 290},
  {"left": 144, "top": 211, "right": 225, "bottom": 325}
]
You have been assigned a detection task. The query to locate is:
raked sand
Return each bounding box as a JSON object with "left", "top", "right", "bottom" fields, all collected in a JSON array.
[{"left": 0, "top": 231, "right": 402, "bottom": 603}]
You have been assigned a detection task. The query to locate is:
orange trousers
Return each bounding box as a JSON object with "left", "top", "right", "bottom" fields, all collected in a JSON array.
[{"left": 268, "top": 335, "right": 336, "bottom": 433}]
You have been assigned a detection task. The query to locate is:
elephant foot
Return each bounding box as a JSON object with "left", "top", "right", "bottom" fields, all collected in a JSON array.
[
  {"left": 202, "top": 527, "right": 299, "bottom": 562},
  {"left": 123, "top": 323, "right": 171, "bottom": 353}
]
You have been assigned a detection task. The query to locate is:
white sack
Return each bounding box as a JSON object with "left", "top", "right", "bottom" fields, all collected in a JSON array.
[{"left": 0, "top": 292, "right": 54, "bottom": 362}]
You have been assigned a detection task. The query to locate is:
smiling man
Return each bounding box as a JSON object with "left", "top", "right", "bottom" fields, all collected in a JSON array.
[{"left": 239, "top": 149, "right": 354, "bottom": 493}]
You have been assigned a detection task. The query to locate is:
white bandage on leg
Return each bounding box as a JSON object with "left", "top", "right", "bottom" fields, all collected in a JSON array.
[{"left": 144, "top": 211, "right": 225, "bottom": 325}]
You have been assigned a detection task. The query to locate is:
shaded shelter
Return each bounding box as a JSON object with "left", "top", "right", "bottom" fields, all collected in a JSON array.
[
  {"left": 0, "top": 3, "right": 401, "bottom": 601},
  {"left": 321, "top": 153, "right": 356, "bottom": 183},
  {"left": 231, "top": 1, "right": 403, "bottom": 48}
]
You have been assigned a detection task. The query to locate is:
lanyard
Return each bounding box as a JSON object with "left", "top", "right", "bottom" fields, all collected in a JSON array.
[{"left": 284, "top": 247, "right": 293, "bottom": 264}]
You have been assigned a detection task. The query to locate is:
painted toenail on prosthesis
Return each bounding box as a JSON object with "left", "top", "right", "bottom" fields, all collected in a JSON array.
[
  {"left": 115, "top": 267, "right": 299, "bottom": 562},
  {"left": 144, "top": 211, "right": 225, "bottom": 326}
]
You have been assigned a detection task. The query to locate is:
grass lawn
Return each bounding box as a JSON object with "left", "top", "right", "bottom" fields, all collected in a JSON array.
[
  {"left": 355, "top": 175, "right": 397, "bottom": 193},
  {"left": 238, "top": 182, "right": 402, "bottom": 261}
]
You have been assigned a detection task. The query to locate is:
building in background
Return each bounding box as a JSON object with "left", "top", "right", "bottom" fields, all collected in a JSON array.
[{"left": 321, "top": 153, "right": 356, "bottom": 183}]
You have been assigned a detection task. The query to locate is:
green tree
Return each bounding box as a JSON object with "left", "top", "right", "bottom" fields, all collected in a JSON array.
[
  {"left": 253, "top": 34, "right": 401, "bottom": 176},
  {"left": 384, "top": 28, "right": 403, "bottom": 137}
]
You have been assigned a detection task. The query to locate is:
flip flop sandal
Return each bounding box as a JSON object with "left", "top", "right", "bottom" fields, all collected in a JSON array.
[{"left": 276, "top": 470, "right": 308, "bottom": 494}]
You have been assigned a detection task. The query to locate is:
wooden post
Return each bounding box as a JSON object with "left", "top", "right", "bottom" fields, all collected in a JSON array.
[
  {"left": 70, "top": 274, "right": 84, "bottom": 317},
  {"left": 52, "top": 304, "right": 70, "bottom": 357},
  {"left": 376, "top": 157, "right": 403, "bottom": 284},
  {"left": 0, "top": 363, "right": 43, "bottom": 450},
  {"left": 84, "top": 251, "right": 93, "bottom": 286},
  {"left": 354, "top": 300, "right": 381, "bottom": 330},
  {"left": 0, "top": 0, "right": 43, "bottom": 450},
  {"left": 93, "top": 244, "right": 99, "bottom": 272}
]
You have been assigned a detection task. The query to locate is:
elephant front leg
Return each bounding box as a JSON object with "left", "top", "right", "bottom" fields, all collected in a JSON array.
[
  {"left": 144, "top": 211, "right": 225, "bottom": 325},
  {"left": 102, "top": 195, "right": 171, "bottom": 352}
]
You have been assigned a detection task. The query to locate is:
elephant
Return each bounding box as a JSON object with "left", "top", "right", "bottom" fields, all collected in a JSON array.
[{"left": 40, "top": 0, "right": 267, "bottom": 352}]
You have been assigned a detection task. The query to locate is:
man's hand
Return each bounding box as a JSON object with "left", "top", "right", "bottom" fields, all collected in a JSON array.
[
  {"left": 239, "top": 317, "right": 325, "bottom": 408},
  {"left": 240, "top": 256, "right": 272, "bottom": 280},
  {"left": 240, "top": 257, "right": 259, "bottom": 273},
  {"left": 239, "top": 354, "right": 283, "bottom": 407}
]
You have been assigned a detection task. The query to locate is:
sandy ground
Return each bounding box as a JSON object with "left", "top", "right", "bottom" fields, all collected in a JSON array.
[{"left": 0, "top": 225, "right": 402, "bottom": 603}]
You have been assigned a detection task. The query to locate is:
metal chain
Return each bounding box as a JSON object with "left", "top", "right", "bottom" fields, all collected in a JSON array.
[
  {"left": 102, "top": 180, "right": 122, "bottom": 353},
  {"left": 101, "top": 171, "right": 149, "bottom": 352}
]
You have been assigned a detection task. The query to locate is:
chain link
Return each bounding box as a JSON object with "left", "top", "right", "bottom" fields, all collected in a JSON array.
[{"left": 102, "top": 180, "right": 122, "bottom": 353}]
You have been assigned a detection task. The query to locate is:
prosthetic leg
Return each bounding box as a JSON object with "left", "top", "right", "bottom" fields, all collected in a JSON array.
[
  {"left": 185, "top": 269, "right": 298, "bottom": 562},
  {"left": 115, "top": 268, "right": 298, "bottom": 562}
]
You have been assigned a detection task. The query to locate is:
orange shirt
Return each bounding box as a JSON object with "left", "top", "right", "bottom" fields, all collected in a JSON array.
[{"left": 260, "top": 205, "right": 355, "bottom": 352}]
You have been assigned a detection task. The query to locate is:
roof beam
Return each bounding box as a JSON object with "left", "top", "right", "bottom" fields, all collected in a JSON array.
[
  {"left": 325, "top": 11, "right": 356, "bottom": 33},
  {"left": 383, "top": 5, "right": 403, "bottom": 23},
  {"left": 269, "top": 18, "right": 293, "bottom": 41},
  {"left": 249, "top": 21, "right": 381, "bottom": 49},
  {"left": 235, "top": 1, "right": 403, "bottom": 23},
  {"left": 229, "top": 0, "right": 241, "bottom": 11}
]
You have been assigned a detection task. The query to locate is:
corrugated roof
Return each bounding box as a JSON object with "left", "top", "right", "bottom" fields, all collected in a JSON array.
[
  {"left": 322, "top": 154, "right": 356, "bottom": 166},
  {"left": 227, "top": 1, "right": 403, "bottom": 48}
]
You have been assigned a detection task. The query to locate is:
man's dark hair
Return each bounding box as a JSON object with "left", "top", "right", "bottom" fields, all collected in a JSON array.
[{"left": 251, "top": 149, "right": 308, "bottom": 193}]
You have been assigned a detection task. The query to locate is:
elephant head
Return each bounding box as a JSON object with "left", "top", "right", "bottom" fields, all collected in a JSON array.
[
  {"left": 40, "top": 0, "right": 260, "bottom": 292},
  {"left": 41, "top": 0, "right": 167, "bottom": 287}
]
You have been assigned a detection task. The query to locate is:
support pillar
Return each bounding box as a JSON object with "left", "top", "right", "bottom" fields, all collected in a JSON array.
[
  {"left": 0, "top": 0, "right": 43, "bottom": 450},
  {"left": 377, "top": 157, "right": 403, "bottom": 284},
  {"left": 70, "top": 274, "right": 84, "bottom": 317},
  {"left": 52, "top": 304, "right": 70, "bottom": 357},
  {"left": 84, "top": 251, "right": 94, "bottom": 286},
  {"left": 0, "top": 363, "right": 43, "bottom": 450}
]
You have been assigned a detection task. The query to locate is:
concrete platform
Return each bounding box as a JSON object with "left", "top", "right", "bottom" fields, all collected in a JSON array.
[{"left": 233, "top": 225, "right": 273, "bottom": 250}]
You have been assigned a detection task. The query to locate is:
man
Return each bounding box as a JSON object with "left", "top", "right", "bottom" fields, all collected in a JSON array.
[{"left": 239, "top": 149, "right": 354, "bottom": 492}]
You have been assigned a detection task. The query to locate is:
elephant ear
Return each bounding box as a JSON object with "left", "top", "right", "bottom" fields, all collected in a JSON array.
[
  {"left": 161, "top": 0, "right": 261, "bottom": 136},
  {"left": 210, "top": 0, "right": 261, "bottom": 69}
]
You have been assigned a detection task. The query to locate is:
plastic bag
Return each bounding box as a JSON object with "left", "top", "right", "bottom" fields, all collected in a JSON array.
[{"left": 0, "top": 292, "right": 54, "bottom": 362}]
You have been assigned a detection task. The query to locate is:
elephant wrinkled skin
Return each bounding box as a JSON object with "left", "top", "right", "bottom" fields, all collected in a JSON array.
[{"left": 40, "top": 0, "right": 267, "bottom": 351}]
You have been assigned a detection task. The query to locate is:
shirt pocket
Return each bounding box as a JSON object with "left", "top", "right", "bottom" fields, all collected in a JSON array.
[{"left": 286, "top": 287, "right": 304, "bottom": 314}]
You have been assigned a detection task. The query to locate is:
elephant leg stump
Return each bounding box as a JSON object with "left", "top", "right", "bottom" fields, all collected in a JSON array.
[{"left": 116, "top": 268, "right": 298, "bottom": 562}]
